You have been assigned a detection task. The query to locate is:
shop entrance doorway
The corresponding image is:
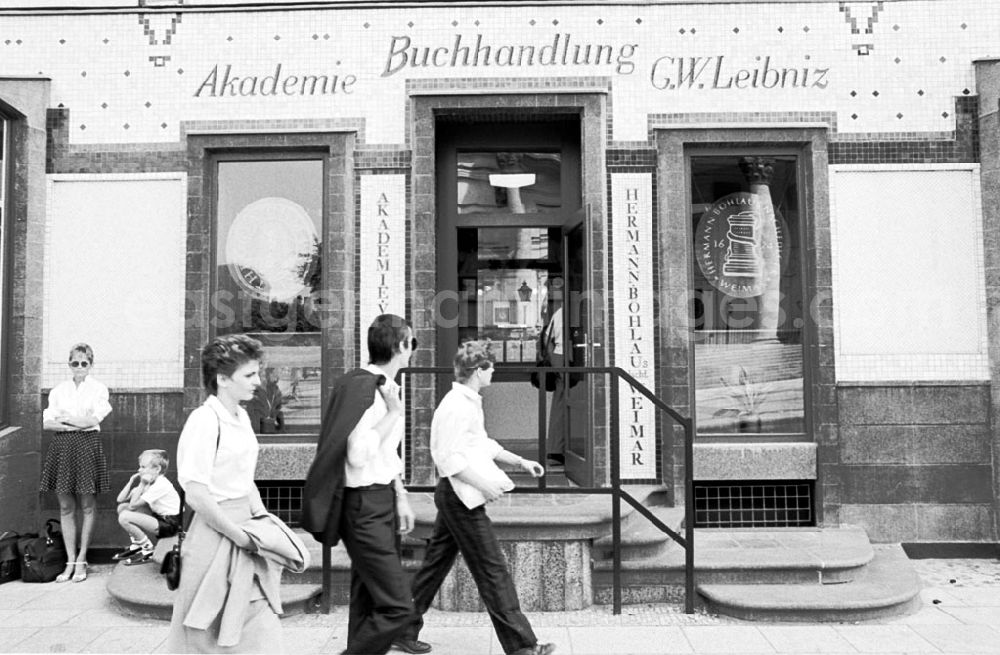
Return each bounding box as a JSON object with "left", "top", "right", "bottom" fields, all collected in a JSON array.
[{"left": 434, "top": 117, "right": 592, "bottom": 485}]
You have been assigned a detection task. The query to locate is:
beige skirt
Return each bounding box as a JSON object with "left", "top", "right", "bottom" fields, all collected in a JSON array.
[{"left": 166, "top": 497, "right": 282, "bottom": 654}]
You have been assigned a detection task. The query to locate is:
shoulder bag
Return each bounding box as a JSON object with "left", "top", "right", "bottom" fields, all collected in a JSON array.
[{"left": 161, "top": 413, "right": 221, "bottom": 590}]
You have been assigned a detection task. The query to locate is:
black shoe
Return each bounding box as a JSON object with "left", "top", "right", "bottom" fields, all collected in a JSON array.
[
  {"left": 513, "top": 645, "right": 556, "bottom": 655},
  {"left": 546, "top": 454, "right": 565, "bottom": 466},
  {"left": 124, "top": 549, "right": 154, "bottom": 566},
  {"left": 392, "top": 638, "right": 432, "bottom": 654},
  {"left": 112, "top": 544, "right": 142, "bottom": 561}
]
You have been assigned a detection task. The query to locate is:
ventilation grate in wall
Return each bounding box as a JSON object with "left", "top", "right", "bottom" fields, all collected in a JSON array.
[
  {"left": 257, "top": 480, "right": 304, "bottom": 528},
  {"left": 694, "top": 481, "right": 814, "bottom": 528}
]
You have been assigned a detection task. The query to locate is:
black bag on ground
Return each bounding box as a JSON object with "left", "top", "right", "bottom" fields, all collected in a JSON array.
[
  {"left": 18, "top": 519, "right": 67, "bottom": 583},
  {"left": 0, "top": 531, "right": 21, "bottom": 584}
]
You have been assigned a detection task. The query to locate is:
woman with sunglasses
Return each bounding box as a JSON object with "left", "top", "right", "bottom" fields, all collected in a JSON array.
[
  {"left": 399, "top": 341, "right": 555, "bottom": 655},
  {"left": 40, "top": 343, "right": 113, "bottom": 583}
]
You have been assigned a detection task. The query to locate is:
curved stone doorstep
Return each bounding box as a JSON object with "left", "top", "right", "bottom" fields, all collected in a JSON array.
[{"left": 107, "top": 560, "right": 322, "bottom": 621}]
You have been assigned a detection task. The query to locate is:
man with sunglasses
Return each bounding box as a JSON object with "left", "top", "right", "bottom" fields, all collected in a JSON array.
[
  {"left": 399, "top": 341, "right": 556, "bottom": 655},
  {"left": 303, "top": 313, "right": 423, "bottom": 655}
]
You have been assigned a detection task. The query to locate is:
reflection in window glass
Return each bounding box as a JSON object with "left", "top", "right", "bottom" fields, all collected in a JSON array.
[
  {"left": 690, "top": 155, "right": 804, "bottom": 436},
  {"left": 215, "top": 159, "right": 323, "bottom": 435},
  {"left": 457, "top": 152, "right": 561, "bottom": 214},
  {"left": 457, "top": 227, "right": 562, "bottom": 362}
]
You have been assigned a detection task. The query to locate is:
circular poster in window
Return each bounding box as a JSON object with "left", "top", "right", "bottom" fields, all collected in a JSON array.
[
  {"left": 226, "top": 197, "right": 319, "bottom": 302},
  {"left": 694, "top": 192, "right": 788, "bottom": 298}
]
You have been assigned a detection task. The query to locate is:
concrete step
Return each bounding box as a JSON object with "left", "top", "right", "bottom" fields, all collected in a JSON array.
[
  {"left": 594, "top": 525, "right": 874, "bottom": 585},
  {"left": 106, "top": 559, "right": 322, "bottom": 621},
  {"left": 698, "top": 544, "right": 922, "bottom": 622},
  {"left": 592, "top": 506, "right": 685, "bottom": 561}
]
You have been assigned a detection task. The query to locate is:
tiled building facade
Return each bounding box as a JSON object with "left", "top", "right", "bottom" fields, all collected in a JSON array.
[{"left": 0, "top": 0, "right": 997, "bottom": 547}]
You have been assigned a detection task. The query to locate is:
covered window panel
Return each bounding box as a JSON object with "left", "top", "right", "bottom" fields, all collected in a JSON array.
[
  {"left": 690, "top": 155, "right": 805, "bottom": 436},
  {"left": 214, "top": 158, "right": 323, "bottom": 435}
]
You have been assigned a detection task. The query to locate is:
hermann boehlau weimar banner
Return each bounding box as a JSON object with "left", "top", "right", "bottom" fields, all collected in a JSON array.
[{"left": 612, "top": 174, "right": 656, "bottom": 481}]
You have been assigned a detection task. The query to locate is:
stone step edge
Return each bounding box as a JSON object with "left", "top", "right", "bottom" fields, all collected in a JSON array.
[
  {"left": 695, "top": 544, "right": 921, "bottom": 622},
  {"left": 591, "top": 507, "right": 686, "bottom": 549},
  {"left": 594, "top": 525, "right": 874, "bottom": 569},
  {"left": 406, "top": 485, "right": 667, "bottom": 528},
  {"left": 591, "top": 547, "right": 873, "bottom": 572},
  {"left": 107, "top": 561, "right": 322, "bottom": 621}
]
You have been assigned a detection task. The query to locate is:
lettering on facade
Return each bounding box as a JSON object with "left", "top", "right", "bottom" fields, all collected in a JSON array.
[
  {"left": 650, "top": 55, "right": 829, "bottom": 90},
  {"left": 611, "top": 175, "right": 656, "bottom": 479},
  {"left": 624, "top": 187, "right": 648, "bottom": 469},
  {"left": 360, "top": 175, "right": 405, "bottom": 366},
  {"left": 382, "top": 33, "right": 638, "bottom": 77},
  {"left": 194, "top": 63, "right": 357, "bottom": 97},
  {"left": 376, "top": 193, "right": 391, "bottom": 314}
]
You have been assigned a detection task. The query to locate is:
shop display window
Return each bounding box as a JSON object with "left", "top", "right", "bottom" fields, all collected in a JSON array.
[
  {"left": 456, "top": 226, "right": 562, "bottom": 361},
  {"left": 690, "top": 155, "right": 805, "bottom": 436},
  {"left": 457, "top": 152, "right": 561, "bottom": 215},
  {"left": 214, "top": 158, "right": 323, "bottom": 435}
]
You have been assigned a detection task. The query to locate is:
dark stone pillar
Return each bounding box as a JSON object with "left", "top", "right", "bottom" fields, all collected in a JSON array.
[
  {"left": 0, "top": 77, "right": 50, "bottom": 533},
  {"left": 974, "top": 59, "right": 1000, "bottom": 542}
]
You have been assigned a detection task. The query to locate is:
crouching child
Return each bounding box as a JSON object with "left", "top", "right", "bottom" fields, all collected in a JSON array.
[{"left": 113, "top": 449, "right": 181, "bottom": 565}]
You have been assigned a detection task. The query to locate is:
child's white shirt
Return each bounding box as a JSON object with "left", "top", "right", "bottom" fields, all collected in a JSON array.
[{"left": 140, "top": 476, "right": 181, "bottom": 517}]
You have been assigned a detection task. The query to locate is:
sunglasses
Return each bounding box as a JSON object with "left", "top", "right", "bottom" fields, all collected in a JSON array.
[
  {"left": 409, "top": 337, "right": 418, "bottom": 351},
  {"left": 69, "top": 361, "right": 91, "bottom": 368},
  {"left": 467, "top": 360, "right": 493, "bottom": 372}
]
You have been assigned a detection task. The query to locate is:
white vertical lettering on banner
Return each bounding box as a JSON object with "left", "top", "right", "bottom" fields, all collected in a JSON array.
[
  {"left": 360, "top": 175, "right": 406, "bottom": 365},
  {"left": 611, "top": 173, "right": 656, "bottom": 480}
]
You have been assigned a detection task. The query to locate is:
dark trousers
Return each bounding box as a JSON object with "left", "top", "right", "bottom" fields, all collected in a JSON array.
[
  {"left": 404, "top": 478, "right": 536, "bottom": 655},
  {"left": 546, "top": 353, "right": 566, "bottom": 455},
  {"left": 339, "top": 484, "right": 414, "bottom": 655}
]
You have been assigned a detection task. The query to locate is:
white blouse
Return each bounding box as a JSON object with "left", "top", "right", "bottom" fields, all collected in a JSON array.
[
  {"left": 42, "top": 377, "right": 112, "bottom": 432},
  {"left": 177, "top": 395, "right": 259, "bottom": 501}
]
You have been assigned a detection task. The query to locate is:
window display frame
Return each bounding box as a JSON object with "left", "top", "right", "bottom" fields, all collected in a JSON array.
[
  {"left": 653, "top": 125, "right": 831, "bottom": 452},
  {"left": 687, "top": 150, "right": 808, "bottom": 438}
]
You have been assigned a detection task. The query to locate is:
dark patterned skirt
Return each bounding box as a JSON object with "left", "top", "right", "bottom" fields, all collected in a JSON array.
[{"left": 39, "top": 430, "right": 110, "bottom": 495}]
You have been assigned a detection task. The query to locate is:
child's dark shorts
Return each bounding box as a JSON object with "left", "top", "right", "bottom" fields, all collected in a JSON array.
[{"left": 155, "top": 513, "right": 182, "bottom": 538}]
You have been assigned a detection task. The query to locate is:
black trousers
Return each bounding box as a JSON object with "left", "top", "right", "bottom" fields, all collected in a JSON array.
[
  {"left": 404, "top": 478, "right": 537, "bottom": 655},
  {"left": 338, "top": 484, "right": 414, "bottom": 655}
]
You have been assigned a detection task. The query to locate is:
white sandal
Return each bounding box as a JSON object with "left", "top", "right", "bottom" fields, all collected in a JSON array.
[
  {"left": 71, "top": 561, "right": 88, "bottom": 583},
  {"left": 54, "top": 562, "right": 76, "bottom": 583}
]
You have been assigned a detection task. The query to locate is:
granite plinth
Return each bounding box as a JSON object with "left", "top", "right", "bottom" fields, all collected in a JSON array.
[{"left": 693, "top": 442, "right": 816, "bottom": 480}]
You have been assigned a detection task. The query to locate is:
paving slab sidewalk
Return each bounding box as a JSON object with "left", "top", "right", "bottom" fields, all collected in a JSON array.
[{"left": 0, "top": 559, "right": 998, "bottom": 654}]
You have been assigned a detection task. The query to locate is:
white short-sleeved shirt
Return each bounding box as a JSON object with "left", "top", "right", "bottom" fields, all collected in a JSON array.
[
  {"left": 344, "top": 364, "right": 405, "bottom": 488},
  {"left": 431, "top": 382, "right": 514, "bottom": 509},
  {"left": 42, "top": 377, "right": 112, "bottom": 431},
  {"left": 177, "top": 395, "right": 259, "bottom": 501},
  {"left": 140, "top": 475, "right": 182, "bottom": 517}
]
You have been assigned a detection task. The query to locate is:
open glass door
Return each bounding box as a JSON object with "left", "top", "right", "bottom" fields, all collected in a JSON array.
[
  {"left": 435, "top": 118, "right": 591, "bottom": 484},
  {"left": 561, "top": 215, "right": 592, "bottom": 486}
]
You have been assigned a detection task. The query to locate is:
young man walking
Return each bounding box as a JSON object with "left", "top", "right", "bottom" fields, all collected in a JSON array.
[
  {"left": 302, "top": 314, "right": 430, "bottom": 655},
  {"left": 401, "top": 341, "right": 556, "bottom": 655}
]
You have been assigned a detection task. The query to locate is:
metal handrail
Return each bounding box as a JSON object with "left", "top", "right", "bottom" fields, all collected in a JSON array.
[
  {"left": 404, "top": 365, "right": 694, "bottom": 615},
  {"left": 319, "top": 365, "right": 694, "bottom": 616}
]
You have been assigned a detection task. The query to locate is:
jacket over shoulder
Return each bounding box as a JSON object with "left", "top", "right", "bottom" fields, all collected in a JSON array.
[{"left": 301, "top": 368, "right": 386, "bottom": 545}]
